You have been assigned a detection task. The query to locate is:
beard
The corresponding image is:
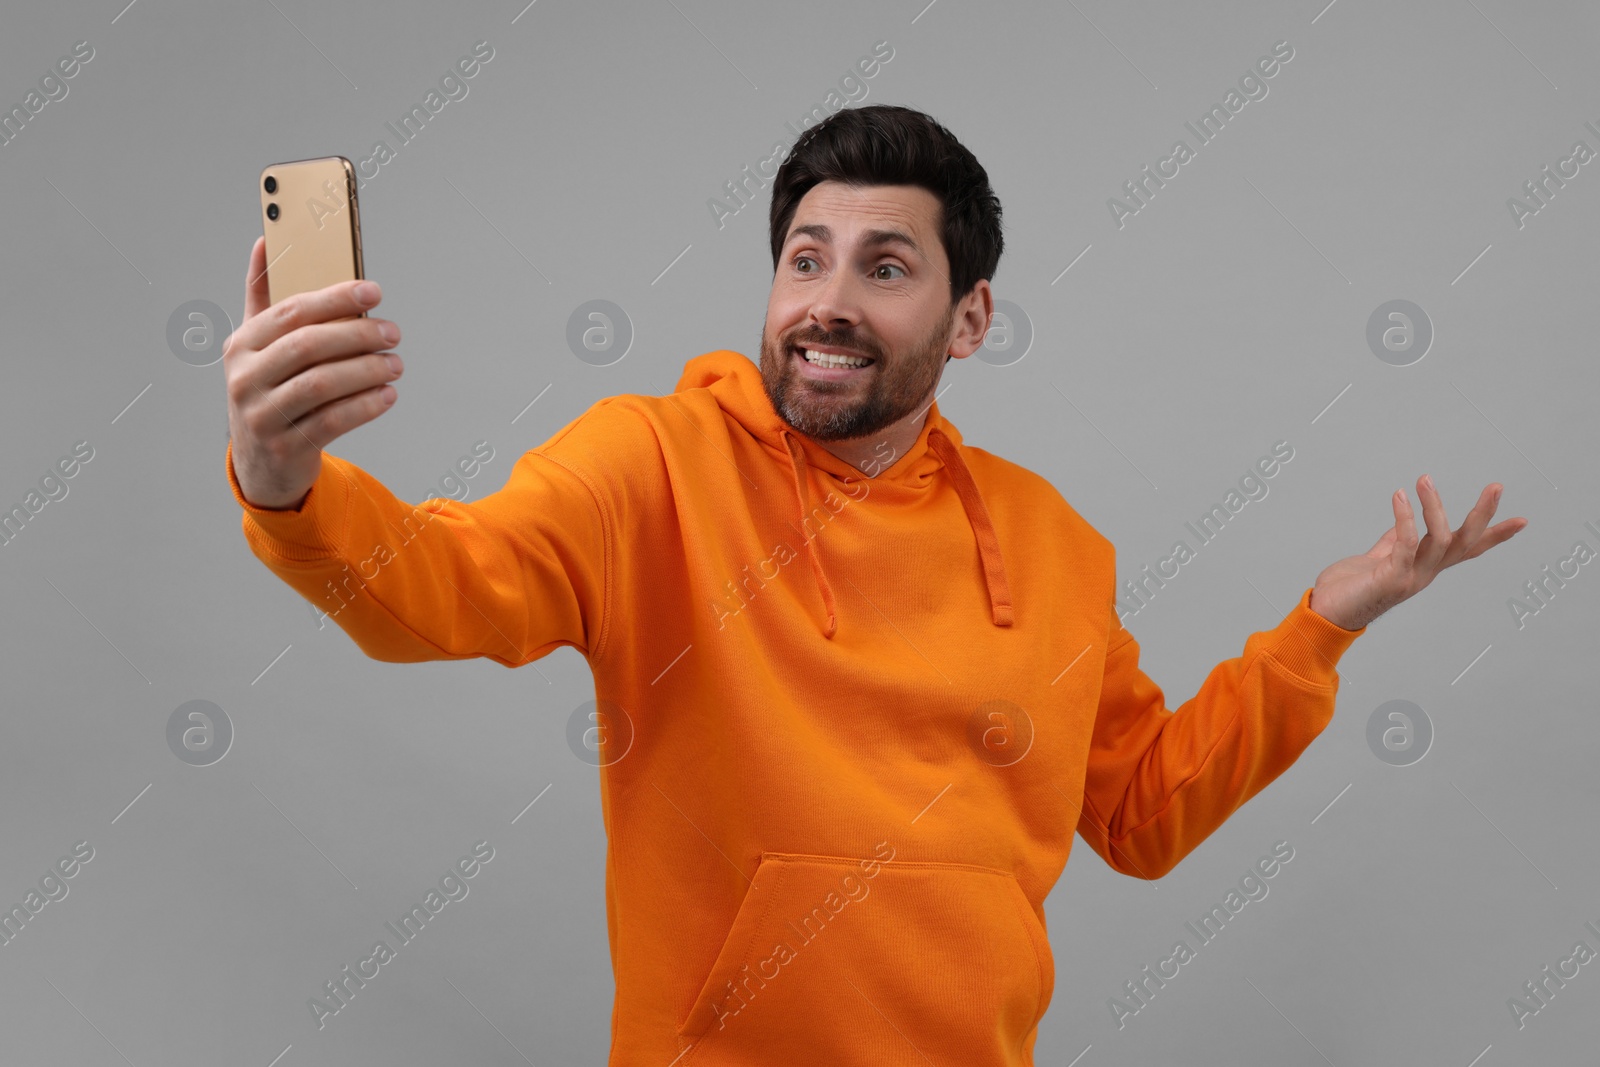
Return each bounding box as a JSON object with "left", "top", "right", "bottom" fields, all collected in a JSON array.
[{"left": 758, "top": 302, "right": 956, "bottom": 443}]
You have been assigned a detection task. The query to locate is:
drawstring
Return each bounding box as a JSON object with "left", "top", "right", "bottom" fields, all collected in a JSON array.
[
  {"left": 928, "top": 428, "right": 1014, "bottom": 628},
  {"left": 778, "top": 425, "right": 1014, "bottom": 638}
]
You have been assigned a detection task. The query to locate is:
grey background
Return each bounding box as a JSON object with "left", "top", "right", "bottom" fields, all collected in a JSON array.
[{"left": 1, "top": 0, "right": 1596, "bottom": 1063}]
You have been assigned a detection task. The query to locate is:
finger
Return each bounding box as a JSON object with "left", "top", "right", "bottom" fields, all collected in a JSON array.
[
  {"left": 226, "top": 237, "right": 270, "bottom": 362},
  {"left": 1413, "top": 474, "right": 1453, "bottom": 570},
  {"left": 258, "top": 315, "right": 398, "bottom": 386},
  {"left": 1364, "top": 525, "right": 1398, "bottom": 558},
  {"left": 232, "top": 278, "right": 382, "bottom": 354},
  {"left": 260, "top": 327, "right": 400, "bottom": 419},
  {"left": 244, "top": 236, "right": 269, "bottom": 323},
  {"left": 287, "top": 380, "right": 400, "bottom": 452},
  {"left": 251, "top": 349, "right": 399, "bottom": 434},
  {"left": 1392, "top": 487, "right": 1419, "bottom": 574},
  {"left": 1447, "top": 484, "right": 1501, "bottom": 561},
  {"left": 1459, "top": 515, "right": 1529, "bottom": 563}
]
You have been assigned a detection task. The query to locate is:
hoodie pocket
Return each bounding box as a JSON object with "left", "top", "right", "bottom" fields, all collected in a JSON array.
[{"left": 675, "top": 852, "right": 1054, "bottom": 1065}]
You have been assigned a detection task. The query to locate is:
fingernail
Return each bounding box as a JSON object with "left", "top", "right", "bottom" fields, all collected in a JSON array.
[
  {"left": 1422, "top": 474, "right": 1433, "bottom": 491},
  {"left": 355, "top": 281, "right": 380, "bottom": 305},
  {"left": 379, "top": 320, "right": 400, "bottom": 344},
  {"left": 384, "top": 353, "right": 402, "bottom": 375}
]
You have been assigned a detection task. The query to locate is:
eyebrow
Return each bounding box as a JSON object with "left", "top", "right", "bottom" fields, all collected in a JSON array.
[{"left": 786, "top": 223, "right": 924, "bottom": 259}]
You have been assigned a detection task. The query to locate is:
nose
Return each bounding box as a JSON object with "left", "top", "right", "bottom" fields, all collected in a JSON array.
[{"left": 806, "top": 266, "right": 863, "bottom": 334}]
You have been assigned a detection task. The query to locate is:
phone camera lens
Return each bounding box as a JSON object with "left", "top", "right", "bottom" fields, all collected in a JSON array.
[
  {"left": 266, "top": 203, "right": 279, "bottom": 221},
  {"left": 263, "top": 175, "right": 277, "bottom": 194}
]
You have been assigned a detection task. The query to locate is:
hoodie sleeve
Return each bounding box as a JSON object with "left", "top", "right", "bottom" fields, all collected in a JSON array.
[
  {"left": 1075, "top": 587, "right": 1364, "bottom": 880},
  {"left": 223, "top": 430, "right": 610, "bottom": 667}
]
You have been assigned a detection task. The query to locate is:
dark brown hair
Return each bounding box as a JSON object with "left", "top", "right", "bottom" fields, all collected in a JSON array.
[{"left": 768, "top": 104, "right": 1004, "bottom": 307}]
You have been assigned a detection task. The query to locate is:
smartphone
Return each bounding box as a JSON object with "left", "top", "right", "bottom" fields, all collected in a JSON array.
[{"left": 258, "top": 155, "right": 364, "bottom": 309}]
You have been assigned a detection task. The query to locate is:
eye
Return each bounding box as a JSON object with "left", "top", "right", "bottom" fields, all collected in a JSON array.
[
  {"left": 873, "top": 263, "right": 906, "bottom": 280},
  {"left": 794, "top": 255, "right": 818, "bottom": 273}
]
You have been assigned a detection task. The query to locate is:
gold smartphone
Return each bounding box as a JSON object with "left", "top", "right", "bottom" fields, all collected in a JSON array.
[{"left": 258, "top": 155, "right": 364, "bottom": 309}]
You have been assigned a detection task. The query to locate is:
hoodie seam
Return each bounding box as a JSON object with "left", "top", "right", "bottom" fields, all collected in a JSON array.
[
  {"left": 1002, "top": 876, "right": 1050, "bottom": 1026},
  {"left": 233, "top": 448, "right": 357, "bottom": 564},
  {"left": 1077, "top": 790, "right": 1160, "bottom": 879},
  {"left": 1258, "top": 597, "right": 1359, "bottom": 688},
  {"left": 681, "top": 860, "right": 792, "bottom": 1054},
  {"left": 1259, "top": 646, "right": 1340, "bottom": 694},
  {"left": 259, "top": 545, "right": 508, "bottom": 664},
  {"left": 529, "top": 449, "right": 615, "bottom": 666},
  {"left": 1099, "top": 638, "right": 1284, "bottom": 848}
]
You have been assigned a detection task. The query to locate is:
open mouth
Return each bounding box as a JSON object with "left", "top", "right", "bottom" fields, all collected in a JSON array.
[{"left": 791, "top": 345, "right": 876, "bottom": 373}]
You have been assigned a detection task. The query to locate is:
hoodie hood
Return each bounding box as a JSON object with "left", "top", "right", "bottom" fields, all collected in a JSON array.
[{"left": 674, "top": 350, "right": 1014, "bottom": 638}]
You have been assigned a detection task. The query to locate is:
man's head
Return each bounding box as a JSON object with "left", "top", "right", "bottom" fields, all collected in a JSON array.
[{"left": 759, "top": 105, "right": 1003, "bottom": 443}]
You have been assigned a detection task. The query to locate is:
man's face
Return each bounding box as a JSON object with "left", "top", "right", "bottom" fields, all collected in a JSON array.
[{"left": 759, "top": 182, "right": 965, "bottom": 443}]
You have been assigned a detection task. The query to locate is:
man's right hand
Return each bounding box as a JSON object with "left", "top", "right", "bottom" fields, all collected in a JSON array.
[{"left": 225, "top": 236, "right": 405, "bottom": 510}]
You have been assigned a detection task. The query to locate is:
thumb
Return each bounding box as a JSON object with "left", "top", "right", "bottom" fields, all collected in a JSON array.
[{"left": 243, "top": 235, "right": 269, "bottom": 323}]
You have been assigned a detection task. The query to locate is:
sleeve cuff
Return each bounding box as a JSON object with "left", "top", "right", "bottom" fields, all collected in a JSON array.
[
  {"left": 225, "top": 438, "right": 353, "bottom": 561},
  {"left": 1262, "top": 587, "right": 1366, "bottom": 684}
]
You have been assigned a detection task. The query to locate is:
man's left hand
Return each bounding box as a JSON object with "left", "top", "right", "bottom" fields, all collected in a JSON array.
[{"left": 1308, "top": 475, "right": 1528, "bottom": 631}]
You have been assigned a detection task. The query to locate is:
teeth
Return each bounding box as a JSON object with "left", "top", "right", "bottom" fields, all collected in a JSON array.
[{"left": 801, "top": 348, "right": 871, "bottom": 368}]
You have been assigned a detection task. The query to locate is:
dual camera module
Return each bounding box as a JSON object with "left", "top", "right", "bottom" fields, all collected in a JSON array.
[{"left": 263, "top": 174, "right": 278, "bottom": 220}]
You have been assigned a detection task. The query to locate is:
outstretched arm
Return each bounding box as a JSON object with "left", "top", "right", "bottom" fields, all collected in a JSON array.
[
  {"left": 1076, "top": 588, "right": 1362, "bottom": 880},
  {"left": 1076, "top": 476, "right": 1525, "bottom": 879},
  {"left": 226, "top": 441, "right": 607, "bottom": 666},
  {"left": 223, "top": 236, "right": 610, "bottom": 667}
]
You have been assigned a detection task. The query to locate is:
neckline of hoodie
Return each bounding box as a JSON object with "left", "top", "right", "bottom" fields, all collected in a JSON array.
[
  {"left": 687, "top": 349, "right": 965, "bottom": 488},
  {"left": 762, "top": 406, "right": 956, "bottom": 488}
]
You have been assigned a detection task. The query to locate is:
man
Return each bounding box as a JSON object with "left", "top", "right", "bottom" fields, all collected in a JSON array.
[{"left": 222, "top": 105, "right": 1524, "bottom": 1064}]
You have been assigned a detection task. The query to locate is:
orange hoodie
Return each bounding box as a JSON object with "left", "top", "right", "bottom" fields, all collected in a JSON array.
[{"left": 225, "top": 350, "right": 1364, "bottom": 1064}]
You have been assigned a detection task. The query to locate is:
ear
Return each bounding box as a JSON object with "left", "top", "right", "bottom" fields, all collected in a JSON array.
[{"left": 945, "top": 279, "right": 994, "bottom": 360}]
